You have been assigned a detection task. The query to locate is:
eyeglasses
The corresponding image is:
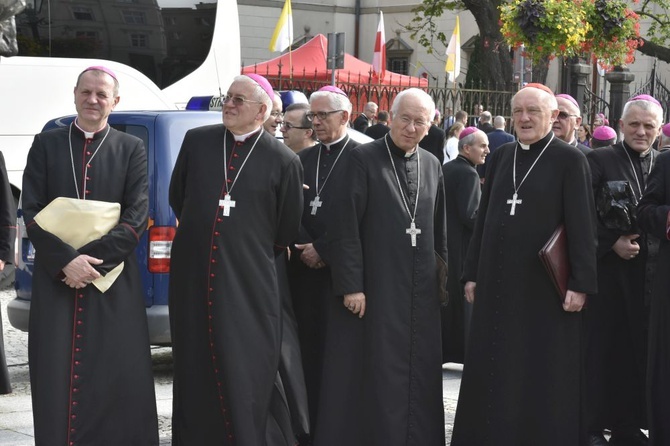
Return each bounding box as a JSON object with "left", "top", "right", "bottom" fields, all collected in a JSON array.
[
  {"left": 306, "top": 110, "right": 344, "bottom": 121},
  {"left": 397, "top": 115, "right": 429, "bottom": 129},
  {"left": 222, "top": 94, "right": 263, "bottom": 106},
  {"left": 270, "top": 111, "right": 283, "bottom": 118},
  {"left": 281, "top": 122, "right": 310, "bottom": 130},
  {"left": 557, "top": 111, "right": 578, "bottom": 120}
]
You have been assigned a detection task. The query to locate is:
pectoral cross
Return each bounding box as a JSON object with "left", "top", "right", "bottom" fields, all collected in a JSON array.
[
  {"left": 309, "top": 195, "right": 323, "bottom": 215},
  {"left": 219, "top": 194, "right": 236, "bottom": 217},
  {"left": 405, "top": 221, "right": 422, "bottom": 247},
  {"left": 506, "top": 193, "right": 522, "bottom": 216}
]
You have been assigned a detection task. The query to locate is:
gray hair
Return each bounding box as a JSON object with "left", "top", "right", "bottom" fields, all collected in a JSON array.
[
  {"left": 232, "top": 75, "right": 273, "bottom": 121},
  {"left": 622, "top": 99, "right": 664, "bottom": 126},
  {"left": 480, "top": 111, "right": 492, "bottom": 123},
  {"left": 458, "top": 129, "right": 485, "bottom": 152},
  {"left": 493, "top": 116, "right": 506, "bottom": 129},
  {"left": 309, "top": 90, "right": 353, "bottom": 114},
  {"left": 391, "top": 88, "right": 435, "bottom": 123}
]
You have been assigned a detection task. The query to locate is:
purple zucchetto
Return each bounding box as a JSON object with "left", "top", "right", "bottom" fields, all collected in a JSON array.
[
  {"left": 629, "top": 94, "right": 662, "bottom": 108},
  {"left": 459, "top": 126, "right": 479, "bottom": 140},
  {"left": 317, "top": 85, "right": 348, "bottom": 97},
  {"left": 592, "top": 125, "right": 617, "bottom": 141},
  {"left": 555, "top": 93, "right": 579, "bottom": 108},
  {"left": 83, "top": 65, "right": 117, "bottom": 80},
  {"left": 244, "top": 74, "right": 274, "bottom": 102},
  {"left": 662, "top": 123, "right": 670, "bottom": 138}
]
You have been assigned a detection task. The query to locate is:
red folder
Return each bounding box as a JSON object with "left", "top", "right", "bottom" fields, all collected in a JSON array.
[{"left": 538, "top": 224, "right": 568, "bottom": 303}]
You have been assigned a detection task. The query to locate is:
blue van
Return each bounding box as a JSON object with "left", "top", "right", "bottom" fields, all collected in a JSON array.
[{"left": 8, "top": 110, "right": 222, "bottom": 344}]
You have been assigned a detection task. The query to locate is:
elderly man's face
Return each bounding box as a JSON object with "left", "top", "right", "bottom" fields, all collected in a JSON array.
[
  {"left": 390, "top": 95, "right": 432, "bottom": 152},
  {"left": 74, "top": 71, "right": 120, "bottom": 131},
  {"left": 365, "top": 103, "right": 378, "bottom": 119},
  {"left": 511, "top": 88, "right": 558, "bottom": 145},
  {"left": 223, "top": 80, "right": 266, "bottom": 134},
  {"left": 619, "top": 105, "right": 661, "bottom": 153},
  {"left": 552, "top": 97, "right": 582, "bottom": 143},
  {"left": 464, "top": 132, "right": 490, "bottom": 166},
  {"left": 263, "top": 95, "right": 283, "bottom": 135},
  {"left": 310, "top": 96, "right": 348, "bottom": 144}
]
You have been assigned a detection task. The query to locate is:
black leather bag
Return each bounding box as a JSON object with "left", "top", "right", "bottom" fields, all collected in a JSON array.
[{"left": 596, "top": 180, "right": 638, "bottom": 233}]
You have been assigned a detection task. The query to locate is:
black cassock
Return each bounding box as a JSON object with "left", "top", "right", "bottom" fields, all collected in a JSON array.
[
  {"left": 0, "top": 151, "right": 15, "bottom": 395},
  {"left": 637, "top": 151, "right": 670, "bottom": 446},
  {"left": 452, "top": 133, "right": 597, "bottom": 446},
  {"left": 22, "top": 125, "right": 158, "bottom": 445},
  {"left": 441, "top": 155, "right": 480, "bottom": 364},
  {"left": 586, "top": 143, "right": 659, "bottom": 432},
  {"left": 287, "top": 136, "right": 359, "bottom": 431},
  {"left": 169, "top": 125, "right": 303, "bottom": 446},
  {"left": 315, "top": 136, "right": 448, "bottom": 446}
]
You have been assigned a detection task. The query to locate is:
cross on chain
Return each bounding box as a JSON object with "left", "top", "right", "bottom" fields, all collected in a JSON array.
[
  {"left": 219, "top": 194, "right": 236, "bottom": 217},
  {"left": 506, "top": 193, "right": 522, "bottom": 216},
  {"left": 309, "top": 195, "right": 323, "bottom": 215},
  {"left": 405, "top": 221, "right": 422, "bottom": 247}
]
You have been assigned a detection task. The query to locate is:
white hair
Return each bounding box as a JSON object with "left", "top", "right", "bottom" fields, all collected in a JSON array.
[
  {"left": 622, "top": 99, "right": 664, "bottom": 125},
  {"left": 309, "top": 90, "right": 353, "bottom": 114},
  {"left": 233, "top": 75, "right": 273, "bottom": 121},
  {"left": 391, "top": 88, "right": 435, "bottom": 122}
]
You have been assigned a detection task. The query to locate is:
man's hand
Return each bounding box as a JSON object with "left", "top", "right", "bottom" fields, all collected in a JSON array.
[
  {"left": 563, "top": 290, "right": 586, "bottom": 312},
  {"left": 612, "top": 234, "right": 640, "bottom": 260},
  {"left": 464, "top": 281, "right": 476, "bottom": 303},
  {"left": 294, "top": 243, "right": 325, "bottom": 269},
  {"left": 0, "top": 260, "right": 5, "bottom": 271},
  {"left": 62, "top": 255, "right": 103, "bottom": 289},
  {"left": 343, "top": 292, "right": 366, "bottom": 318}
]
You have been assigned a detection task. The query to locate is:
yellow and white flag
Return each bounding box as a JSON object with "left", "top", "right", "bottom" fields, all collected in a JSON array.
[
  {"left": 269, "top": 0, "right": 293, "bottom": 52},
  {"left": 445, "top": 16, "right": 461, "bottom": 83}
]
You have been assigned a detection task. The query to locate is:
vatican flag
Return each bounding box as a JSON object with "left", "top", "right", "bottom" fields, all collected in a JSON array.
[
  {"left": 445, "top": 16, "right": 461, "bottom": 83},
  {"left": 269, "top": 0, "right": 293, "bottom": 52}
]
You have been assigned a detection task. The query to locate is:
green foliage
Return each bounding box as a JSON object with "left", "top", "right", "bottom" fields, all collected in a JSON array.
[{"left": 405, "top": 0, "right": 463, "bottom": 54}]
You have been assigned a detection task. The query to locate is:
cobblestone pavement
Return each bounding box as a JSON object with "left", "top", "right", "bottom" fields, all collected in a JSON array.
[{"left": 0, "top": 287, "right": 461, "bottom": 445}]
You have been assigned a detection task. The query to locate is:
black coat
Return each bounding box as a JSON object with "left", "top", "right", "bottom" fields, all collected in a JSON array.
[
  {"left": 453, "top": 133, "right": 597, "bottom": 446},
  {"left": 169, "top": 125, "right": 304, "bottom": 446},
  {"left": 23, "top": 125, "right": 158, "bottom": 445},
  {"left": 419, "top": 124, "right": 446, "bottom": 164},
  {"left": 0, "top": 152, "right": 15, "bottom": 395},
  {"left": 364, "top": 123, "right": 390, "bottom": 140},
  {"left": 585, "top": 143, "right": 659, "bottom": 431},
  {"left": 441, "top": 155, "right": 480, "bottom": 363},
  {"left": 288, "top": 136, "right": 359, "bottom": 432},
  {"left": 352, "top": 114, "right": 370, "bottom": 133},
  {"left": 317, "top": 136, "right": 448, "bottom": 446},
  {"left": 637, "top": 150, "right": 670, "bottom": 446}
]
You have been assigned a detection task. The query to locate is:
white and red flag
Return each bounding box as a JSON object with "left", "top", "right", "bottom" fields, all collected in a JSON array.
[{"left": 372, "top": 11, "right": 386, "bottom": 79}]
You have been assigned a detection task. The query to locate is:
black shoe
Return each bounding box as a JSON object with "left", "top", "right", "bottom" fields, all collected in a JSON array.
[
  {"left": 589, "top": 432, "right": 609, "bottom": 446},
  {"left": 609, "top": 429, "right": 648, "bottom": 446}
]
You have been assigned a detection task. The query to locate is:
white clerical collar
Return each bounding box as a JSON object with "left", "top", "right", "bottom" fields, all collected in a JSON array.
[
  {"left": 322, "top": 132, "right": 348, "bottom": 150},
  {"left": 74, "top": 119, "right": 106, "bottom": 139},
  {"left": 568, "top": 138, "right": 577, "bottom": 146},
  {"left": 232, "top": 127, "right": 262, "bottom": 142},
  {"left": 405, "top": 147, "right": 417, "bottom": 157},
  {"left": 519, "top": 142, "right": 531, "bottom": 151}
]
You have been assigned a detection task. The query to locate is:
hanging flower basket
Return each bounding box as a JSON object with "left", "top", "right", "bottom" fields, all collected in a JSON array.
[
  {"left": 499, "top": 0, "right": 641, "bottom": 68},
  {"left": 583, "top": 0, "right": 641, "bottom": 68},
  {"left": 500, "top": 0, "right": 590, "bottom": 63}
]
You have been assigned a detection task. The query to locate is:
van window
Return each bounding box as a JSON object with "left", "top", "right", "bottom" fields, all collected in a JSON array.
[
  {"left": 111, "top": 124, "right": 149, "bottom": 150},
  {"left": 14, "top": 0, "right": 217, "bottom": 89}
]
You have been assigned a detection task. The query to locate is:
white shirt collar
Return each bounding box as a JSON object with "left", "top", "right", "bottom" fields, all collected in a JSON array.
[
  {"left": 232, "top": 127, "right": 262, "bottom": 142},
  {"left": 322, "top": 132, "right": 348, "bottom": 150}
]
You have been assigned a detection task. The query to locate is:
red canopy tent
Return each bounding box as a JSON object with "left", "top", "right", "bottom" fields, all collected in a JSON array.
[{"left": 241, "top": 34, "right": 427, "bottom": 88}]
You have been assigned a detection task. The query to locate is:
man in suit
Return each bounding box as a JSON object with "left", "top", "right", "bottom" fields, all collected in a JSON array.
[
  {"left": 365, "top": 110, "right": 390, "bottom": 140},
  {"left": 353, "top": 101, "right": 377, "bottom": 133},
  {"left": 420, "top": 110, "right": 447, "bottom": 163},
  {"left": 553, "top": 94, "right": 590, "bottom": 156},
  {"left": 477, "top": 111, "right": 495, "bottom": 134},
  {"left": 477, "top": 115, "right": 514, "bottom": 182}
]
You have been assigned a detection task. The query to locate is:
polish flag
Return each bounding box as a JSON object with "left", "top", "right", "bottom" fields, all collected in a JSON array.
[{"left": 372, "top": 11, "right": 386, "bottom": 80}]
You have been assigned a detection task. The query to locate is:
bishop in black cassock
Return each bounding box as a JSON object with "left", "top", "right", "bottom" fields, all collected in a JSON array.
[
  {"left": 585, "top": 96, "right": 663, "bottom": 445},
  {"left": 452, "top": 84, "right": 597, "bottom": 446},
  {"left": 23, "top": 67, "right": 158, "bottom": 446},
  {"left": 168, "top": 75, "right": 303, "bottom": 446},
  {"left": 637, "top": 150, "right": 670, "bottom": 446},
  {"left": 287, "top": 86, "right": 359, "bottom": 434},
  {"left": 315, "top": 88, "right": 447, "bottom": 446},
  {"left": 441, "top": 128, "right": 488, "bottom": 364}
]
